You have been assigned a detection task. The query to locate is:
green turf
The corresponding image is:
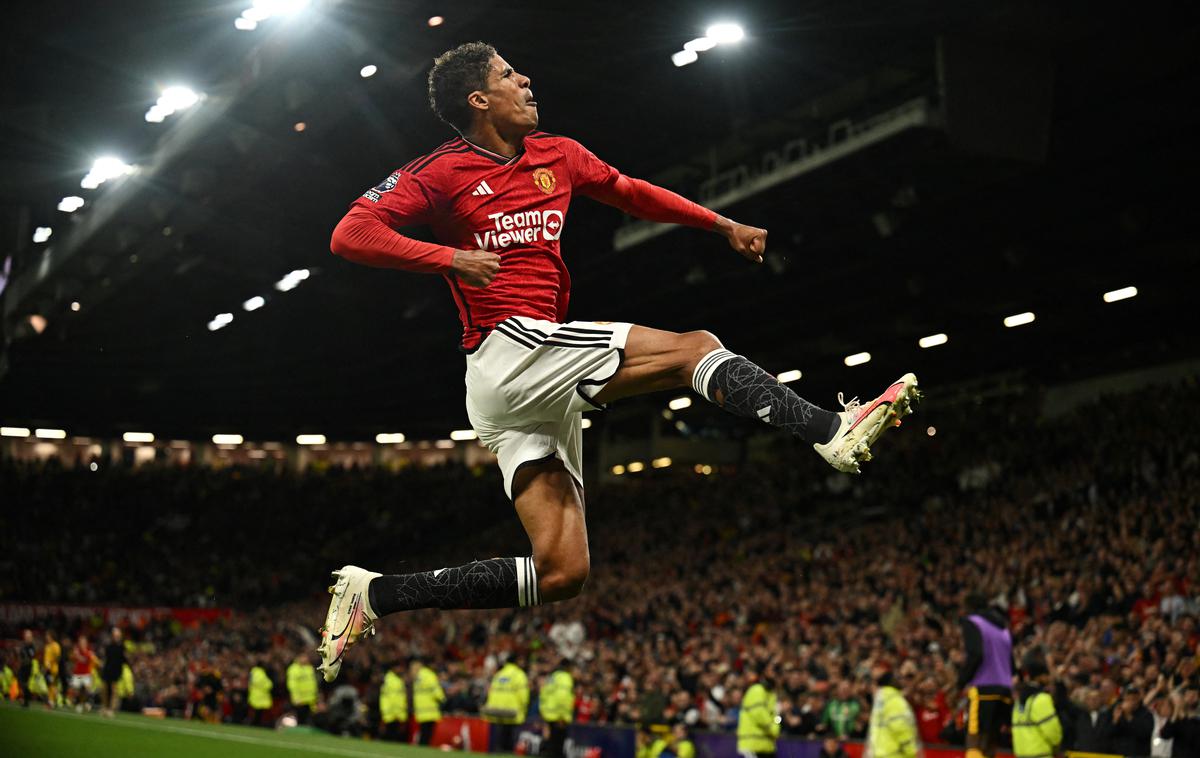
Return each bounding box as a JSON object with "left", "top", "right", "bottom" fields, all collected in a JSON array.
[{"left": 0, "top": 703, "right": 487, "bottom": 757}]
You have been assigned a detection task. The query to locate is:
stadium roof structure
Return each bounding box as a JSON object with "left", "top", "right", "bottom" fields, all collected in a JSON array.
[{"left": 0, "top": 0, "right": 1196, "bottom": 441}]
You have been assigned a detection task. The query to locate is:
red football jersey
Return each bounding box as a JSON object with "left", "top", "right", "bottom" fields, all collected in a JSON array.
[{"left": 345, "top": 132, "right": 715, "bottom": 350}]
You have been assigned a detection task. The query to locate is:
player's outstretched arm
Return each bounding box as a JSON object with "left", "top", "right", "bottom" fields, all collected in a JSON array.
[
  {"left": 585, "top": 173, "right": 767, "bottom": 264},
  {"left": 330, "top": 205, "right": 499, "bottom": 287}
]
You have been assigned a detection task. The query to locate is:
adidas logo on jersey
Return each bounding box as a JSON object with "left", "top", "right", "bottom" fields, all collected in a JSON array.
[{"left": 471, "top": 180, "right": 495, "bottom": 196}]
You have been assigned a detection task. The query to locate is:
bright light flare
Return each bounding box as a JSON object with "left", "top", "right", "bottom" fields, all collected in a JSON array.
[
  {"left": 275, "top": 268, "right": 310, "bottom": 292},
  {"left": 1004, "top": 312, "right": 1036, "bottom": 328},
  {"left": 776, "top": 369, "right": 802, "bottom": 383},
  {"left": 668, "top": 396, "right": 692, "bottom": 411},
  {"left": 35, "top": 428, "right": 67, "bottom": 439},
  {"left": 1, "top": 427, "right": 31, "bottom": 437},
  {"left": 652, "top": 457, "right": 672, "bottom": 469},
  {"left": 427, "top": 15, "right": 444, "bottom": 26},
  {"left": 918, "top": 333, "right": 948, "bottom": 348},
  {"left": 1103, "top": 286, "right": 1137, "bottom": 303},
  {"left": 705, "top": 23, "right": 745, "bottom": 44},
  {"left": 122, "top": 432, "right": 155, "bottom": 443},
  {"left": 296, "top": 434, "right": 326, "bottom": 445},
  {"left": 243, "top": 295, "right": 265, "bottom": 311},
  {"left": 581, "top": 418, "right": 592, "bottom": 429},
  {"left": 450, "top": 429, "right": 477, "bottom": 441},
  {"left": 684, "top": 37, "right": 716, "bottom": 52},
  {"left": 627, "top": 461, "right": 645, "bottom": 473},
  {"left": 611, "top": 464, "right": 625, "bottom": 475},
  {"left": 32, "top": 227, "right": 52, "bottom": 243},
  {"left": 212, "top": 434, "right": 244, "bottom": 445},
  {"left": 360, "top": 64, "right": 377, "bottom": 78},
  {"left": 844, "top": 352, "right": 871, "bottom": 367},
  {"left": 672, "top": 49, "right": 699, "bottom": 67},
  {"left": 234, "top": 16, "right": 257, "bottom": 30},
  {"left": 58, "top": 196, "right": 84, "bottom": 213},
  {"left": 207, "top": 312, "right": 234, "bottom": 331},
  {"left": 376, "top": 433, "right": 406, "bottom": 444}
]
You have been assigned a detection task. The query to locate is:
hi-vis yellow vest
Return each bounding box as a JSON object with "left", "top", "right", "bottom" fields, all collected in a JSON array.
[
  {"left": 737, "top": 683, "right": 780, "bottom": 754},
  {"left": 1012, "top": 691, "right": 1062, "bottom": 758},
  {"left": 413, "top": 665, "right": 444, "bottom": 723},
  {"left": 381, "top": 670, "right": 409, "bottom": 723},
  {"left": 484, "top": 663, "right": 529, "bottom": 724}
]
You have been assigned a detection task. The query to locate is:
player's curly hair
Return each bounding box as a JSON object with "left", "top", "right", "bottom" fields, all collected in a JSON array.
[{"left": 428, "top": 42, "right": 497, "bottom": 133}]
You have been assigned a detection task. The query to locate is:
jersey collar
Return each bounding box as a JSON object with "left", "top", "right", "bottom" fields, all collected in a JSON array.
[{"left": 460, "top": 136, "right": 524, "bottom": 165}]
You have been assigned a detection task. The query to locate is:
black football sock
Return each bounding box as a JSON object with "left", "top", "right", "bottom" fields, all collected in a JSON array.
[
  {"left": 367, "top": 557, "right": 540, "bottom": 616},
  {"left": 692, "top": 349, "right": 840, "bottom": 445}
]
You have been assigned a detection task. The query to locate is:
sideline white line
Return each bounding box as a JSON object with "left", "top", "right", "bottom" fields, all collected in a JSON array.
[{"left": 20, "top": 707, "right": 397, "bottom": 757}]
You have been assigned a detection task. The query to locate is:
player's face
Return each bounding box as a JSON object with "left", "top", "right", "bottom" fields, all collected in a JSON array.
[{"left": 481, "top": 55, "right": 537, "bottom": 131}]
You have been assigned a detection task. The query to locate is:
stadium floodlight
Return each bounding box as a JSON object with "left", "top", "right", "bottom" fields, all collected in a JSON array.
[
  {"left": 1, "top": 426, "right": 31, "bottom": 437},
  {"left": 705, "top": 23, "right": 745, "bottom": 44},
  {"left": 243, "top": 6, "right": 271, "bottom": 22},
  {"left": 611, "top": 464, "right": 625, "bottom": 475},
  {"left": 694, "top": 463, "right": 713, "bottom": 475},
  {"left": 671, "top": 49, "right": 699, "bottom": 67},
  {"left": 581, "top": 418, "right": 592, "bottom": 429},
  {"left": 81, "top": 156, "right": 135, "bottom": 189},
  {"left": 360, "top": 64, "right": 377, "bottom": 78},
  {"left": 234, "top": 16, "right": 257, "bottom": 30},
  {"left": 35, "top": 428, "right": 67, "bottom": 439},
  {"left": 652, "top": 456, "right": 672, "bottom": 469},
  {"left": 844, "top": 351, "right": 871, "bottom": 367},
  {"left": 212, "top": 434, "right": 244, "bottom": 445},
  {"left": 450, "top": 429, "right": 477, "bottom": 441},
  {"left": 145, "top": 106, "right": 167, "bottom": 122},
  {"left": 427, "top": 15, "right": 444, "bottom": 26},
  {"left": 58, "top": 196, "right": 85, "bottom": 213},
  {"left": 32, "top": 227, "right": 52, "bottom": 243},
  {"left": 274, "top": 268, "right": 310, "bottom": 292},
  {"left": 243, "top": 295, "right": 265, "bottom": 311},
  {"left": 122, "top": 432, "right": 155, "bottom": 443},
  {"left": 627, "top": 461, "right": 645, "bottom": 472},
  {"left": 684, "top": 37, "right": 716, "bottom": 52},
  {"left": 70, "top": 301, "right": 81, "bottom": 312},
  {"left": 1103, "top": 286, "right": 1137, "bottom": 303},
  {"left": 1004, "top": 311, "right": 1036, "bottom": 328},
  {"left": 668, "top": 396, "right": 692, "bottom": 411},
  {"left": 918, "top": 333, "right": 948, "bottom": 348},
  {"left": 207, "top": 312, "right": 234, "bottom": 331},
  {"left": 296, "top": 434, "right": 326, "bottom": 445},
  {"left": 776, "top": 369, "right": 802, "bottom": 383},
  {"left": 375, "top": 432, "right": 406, "bottom": 444},
  {"left": 160, "top": 86, "right": 200, "bottom": 112}
]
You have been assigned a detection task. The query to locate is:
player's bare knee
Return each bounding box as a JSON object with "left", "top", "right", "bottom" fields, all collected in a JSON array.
[
  {"left": 679, "top": 330, "right": 723, "bottom": 381},
  {"left": 535, "top": 553, "right": 590, "bottom": 602}
]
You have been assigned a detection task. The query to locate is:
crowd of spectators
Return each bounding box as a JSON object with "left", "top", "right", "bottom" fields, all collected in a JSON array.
[{"left": 2, "top": 379, "right": 1199, "bottom": 756}]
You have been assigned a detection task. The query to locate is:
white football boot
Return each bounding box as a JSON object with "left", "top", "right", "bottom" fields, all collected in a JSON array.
[
  {"left": 316, "top": 565, "right": 381, "bottom": 682},
  {"left": 814, "top": 372, "right": 920, "bottom": 473}
]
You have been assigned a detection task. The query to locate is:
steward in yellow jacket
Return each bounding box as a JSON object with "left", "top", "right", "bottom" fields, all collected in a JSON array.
[
  {"left": 485, "top": 659, "right": 530, "bottom": 752},
  {"left": 540, "top": 663, "right": 576, "bottom": 758},
  {"left": 287, "top": 654, "right": 319, "bottom": 724},
  {"left": 381, "top": 662, "right": 410, "bottom": 741},
  {"left": 410, "top": 658, "right": 445, "bottom": 745},
  {"left": 868, "top": 671, "right": 918, "bottom": 758},
  {"left": 1011, "top": 652, "right": 1062, "bottom": 758},
  {"left": 248, "top": 663, "right": 274, "bottom": 726},
  {"left": 738, "top": 674, "right": 781, "bottom": 757}
]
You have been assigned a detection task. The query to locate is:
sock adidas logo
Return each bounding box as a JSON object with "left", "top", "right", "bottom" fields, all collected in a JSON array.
[
  {"left": 471, "top": 180, "right": 495, "bottom": 196},
  {"left": 757, "top": 406, "right": 772, "bottom": 423}
]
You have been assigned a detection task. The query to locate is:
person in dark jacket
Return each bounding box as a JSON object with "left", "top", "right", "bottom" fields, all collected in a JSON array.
[
  {"left": 1070, "top": 689, "right": 1116, "bottom": 753},
  {"left": 1110, "top": 684, "right": 1154, "bottom": 757},
  {"left": 1161, "top": 688, "right": 1200, "bottom": 758},
  {"left": 958, "top": 594, "right": 1014, "bottom": 758},
  {"left": 100, "top": 627, "right": 126, "bottom": 718}
]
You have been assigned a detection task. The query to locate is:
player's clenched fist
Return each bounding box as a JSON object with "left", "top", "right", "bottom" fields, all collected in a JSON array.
[
  {"left": 451, "top": 249, "right": 501, "bottom": 288},
  {"left": 714, "top": 216, "right": 768, "bottom": 264}
]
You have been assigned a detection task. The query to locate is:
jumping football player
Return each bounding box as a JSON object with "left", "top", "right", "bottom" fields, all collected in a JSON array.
[{"left": 319, "top": 42, "right": 919, "bottom": 681}]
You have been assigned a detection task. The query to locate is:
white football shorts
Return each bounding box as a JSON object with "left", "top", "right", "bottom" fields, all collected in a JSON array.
[{"left": 465, "top": 315, "right": 632, "bottom": 498}]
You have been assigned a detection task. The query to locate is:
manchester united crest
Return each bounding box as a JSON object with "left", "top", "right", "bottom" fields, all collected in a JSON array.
[{"left": 532, "top": 167, "right": 556, "bottom": 194}]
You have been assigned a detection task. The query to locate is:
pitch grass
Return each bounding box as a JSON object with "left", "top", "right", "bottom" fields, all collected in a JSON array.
[{"left": 0, "top": 703, "right": 490, "bottom": 757}]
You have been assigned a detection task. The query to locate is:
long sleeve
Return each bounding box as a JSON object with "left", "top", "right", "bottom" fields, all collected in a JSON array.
[
  {"left": 331, "top": 204, "right": 457, "bottom": 273},
  {"left": 584, "top": 174, "right": 717, "bottom": 229},
  {"left": 560, "top": 137, "right": 716, "bottom": 230},
  {"left": 957, "top": 618, "right": 983, "bottom": 689}
]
